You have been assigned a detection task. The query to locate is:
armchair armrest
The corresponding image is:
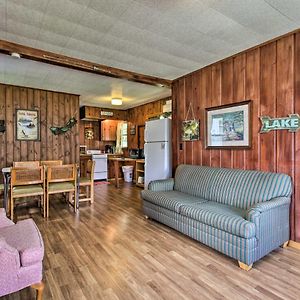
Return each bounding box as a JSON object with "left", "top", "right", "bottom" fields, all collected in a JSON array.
[
  {"left": 0, "top": 208, "right": 14, "bottom": 228},
  {"left": 0, "top": 237, "right": 20, "bottom": 270},
  {"left": 148, "top": 178, "right": 174, "bottom": 192}
]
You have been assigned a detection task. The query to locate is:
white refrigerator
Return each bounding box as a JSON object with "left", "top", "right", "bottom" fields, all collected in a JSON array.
[{"left": 144, "top": 118, "right": 172, "bottom": 189}]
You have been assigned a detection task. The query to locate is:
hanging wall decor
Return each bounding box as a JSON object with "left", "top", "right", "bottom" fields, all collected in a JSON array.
[
  {"left": 182, "top": 102, "right": 200, "bottom": 141},
  {"left": 205, "top": 100, "right": 251, "bottom": 149},
  {"left": 50, "top": 117, "right": 77, "bottom": 135},
  {"left": 16, "top": 109, "right": 40, "bottom": 141},
  {"left": 84, "top": 127, "right": 94, "bottom": 140},
  {"left": 260, "top": 114, "right": 300, "bottom": 133}
]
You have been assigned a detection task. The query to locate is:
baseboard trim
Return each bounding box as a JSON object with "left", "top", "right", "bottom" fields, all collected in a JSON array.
[{"left": 288, "top": 240, "right": 300, "bottom": 250}]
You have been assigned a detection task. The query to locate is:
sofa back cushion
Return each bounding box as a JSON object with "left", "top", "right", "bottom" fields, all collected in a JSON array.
[
  {"left": 174, "top": 165, "right": 292, "bottom": 210},
  {"left": 174, "top": 165, "right": 219, "bottom": 199},
  {"left": 208, "top": 168, "right": 292, "bottom": 209}
]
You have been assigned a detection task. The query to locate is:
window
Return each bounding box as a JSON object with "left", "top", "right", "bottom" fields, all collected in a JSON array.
[{"left": 121, "top": 122, "right": 128, "bottom": 148}]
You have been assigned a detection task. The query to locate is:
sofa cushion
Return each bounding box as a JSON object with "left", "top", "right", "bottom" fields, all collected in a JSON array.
[
  {"left": 208, "top": 168, "right": 292, "bottom": 209},
  {"left": 179, "top": 201, "right": 256, "bottom": 238},
  {"left": 0, "top": 219, "right": 44, "bottom": 267},
  {"left": 174, "top": 165, "right": 219, "bottom": 199},
  {"left": 141, "top": 190, "right": 207, "bottom": 213}
]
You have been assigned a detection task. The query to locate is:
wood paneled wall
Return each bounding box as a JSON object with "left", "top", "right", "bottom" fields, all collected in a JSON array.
[
  {"left": 127, "top": 99, "right": 166, "bottom": 148},
  {"left": 0, "top": 83, "right": 80, "bottom": 176},
  {"left": 172, "top": 32, "right": 300, "bottom": 242}
]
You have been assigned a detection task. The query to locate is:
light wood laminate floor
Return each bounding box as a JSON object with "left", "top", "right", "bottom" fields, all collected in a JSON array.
[{"left": 3, "top": 183, "right": 300, "bottom": 300}]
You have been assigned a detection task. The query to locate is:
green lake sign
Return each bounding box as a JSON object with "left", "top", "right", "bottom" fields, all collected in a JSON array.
[{"left": 260, "top": 114, "right": 300, "bottom": 133}]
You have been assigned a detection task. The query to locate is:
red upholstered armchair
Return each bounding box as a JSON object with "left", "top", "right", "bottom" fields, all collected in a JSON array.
[{"left": 0, "top": 208, "right": 45, "bottom": 299}]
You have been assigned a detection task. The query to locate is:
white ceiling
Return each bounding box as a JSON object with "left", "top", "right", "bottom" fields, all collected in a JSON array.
[
  {"left": 0, "top": 53, "right": 171, "bottom": 109},
  {"left": 0, "top": 0, "right": 300, "bottom": 107}
]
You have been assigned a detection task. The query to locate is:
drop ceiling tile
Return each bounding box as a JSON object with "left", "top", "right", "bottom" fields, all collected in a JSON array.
[
  {"left": 211, "top": 0, "right": 297, "bottom": 35},
  {"left": 88, "top": 0, "right": 134, "bottom": 19},
  {"left": 265, "top": 0, "right": 300, "bottom": 23},
  {"left": 7, "top": 1, "right": 44, "bottom": 28},
  {"left": 40, "top": 15, "right": 78, "bottom": 38},
  {"left": 8, "top": 0, "right": 49, "bottom": 14},
  {"left": 45, "top": 0, "right": 87, "bottom": 23},
  {"left": 6, "top": 19, "right": 41, "bottom": 41}
]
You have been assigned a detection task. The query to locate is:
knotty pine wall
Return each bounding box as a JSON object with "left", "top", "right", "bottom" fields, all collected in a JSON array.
[
  {"left": 0, "top": 83, "right": 80, "bottom": 178},
  {"left": 172, "top": 32, "right": 300, "bottom": 242},
  {"left": 127, "top": 99, "right": 166, "bottom": 148}
]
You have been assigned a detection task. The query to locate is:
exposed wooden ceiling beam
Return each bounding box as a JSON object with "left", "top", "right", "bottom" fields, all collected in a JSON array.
[{"left": 0, "top": 39, "right": 172, "bottom": 88}]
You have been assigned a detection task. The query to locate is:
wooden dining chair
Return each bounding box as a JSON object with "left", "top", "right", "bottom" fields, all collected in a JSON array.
[
  {"left": 46, "top": 164, "right": 77, "bottom": 217},
  {"left": 13, "top": 161, "right": 40, "bottom": 168},
  {"left": 10, "top": 166, "right": 45, "bottom": 221},
  {"left": 79, "top": 160, "right": 95, "bottom": 204},
  {"left": 40, "top": 160, "right": 63, "bottom": 167}
]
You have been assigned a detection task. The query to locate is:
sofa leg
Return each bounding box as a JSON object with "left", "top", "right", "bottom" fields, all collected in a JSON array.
[
  {"left": 238, "top": 261, "right": 253, "bottom": 271},
  {"left": 281, "top": 241, "right": 289, "bottom": 248},
  {"left": 31, "top": 281, "right": 44, "bottom": 300}
]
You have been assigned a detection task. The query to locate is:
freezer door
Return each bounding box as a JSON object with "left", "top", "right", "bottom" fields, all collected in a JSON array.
[
  {"left": 144, "top": 141, "right": 172, "bottom": 189},
  {"left": 145, "top": 118, "right": 171, "bottom": 142}
]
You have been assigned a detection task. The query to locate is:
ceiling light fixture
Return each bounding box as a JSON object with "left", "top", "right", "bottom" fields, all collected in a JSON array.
[
  {"left": 10, "top": 52, "right": 21, "bottom": 59},
  {"left": 111, "top": 98, "right": 122, "bottom": 106}
]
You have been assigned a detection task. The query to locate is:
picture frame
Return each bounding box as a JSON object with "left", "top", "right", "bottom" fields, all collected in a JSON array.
[
  {"left": 205, "top": 100, "right": 251, "bottom": 149},
  {"left": 16, "top": 109, "right": 40, "bottom": 141},
  {"left": 182, "top": 119, "right": 200, "bottom": 141}
]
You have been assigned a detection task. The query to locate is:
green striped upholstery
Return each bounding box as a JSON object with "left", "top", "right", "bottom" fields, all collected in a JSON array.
[
  {"left": 148, "top": 178, "right": 174, "bottom": 192},
  {"left": 142, "top": 164, "right": 292, "bottom": 266},
  {"left": 180, "top": 202, "right": 255, "bottom": 238},
  {"left": 175, "top": 165, "right": 292, "bottom": 209},
  {"left": 174, "top": 165, "right": 219, "bottom": 199},
  {"left": 141, "top": 190, "right": 207, "bottom": 213},
  {"left": 208, "top": 168, "right": 292, "bottom": 209}
]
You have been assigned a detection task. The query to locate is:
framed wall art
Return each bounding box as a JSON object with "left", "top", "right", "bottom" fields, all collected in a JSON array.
[
  {"left": 16, "top": 109, "right": 40, "bottom": 141},
  {"left": 205, "top": 100, "right": 251, "bottom": 149}
]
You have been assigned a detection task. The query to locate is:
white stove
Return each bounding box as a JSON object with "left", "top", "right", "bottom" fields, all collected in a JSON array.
[{"left": 87, "top": 150, "right": 108, "bottom": 180}]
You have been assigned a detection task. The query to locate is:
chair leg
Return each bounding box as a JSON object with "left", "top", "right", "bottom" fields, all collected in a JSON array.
[
  {"left": 31, "top": 281, "right": 45, "bottom": 300},
  {"left": 10, "top": 196, "right": 14, "bottom": 221},
  {"left": 281, "top": 241, "right": 289, "bottom": 248},
  {"left": 91, "top": 183, "right": 94, "bottom": 204},
  {"left": 47, "top": 193, "right": 50, "bottom": 218}
]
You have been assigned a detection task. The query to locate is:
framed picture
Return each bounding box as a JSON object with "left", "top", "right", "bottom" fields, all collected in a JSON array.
[
  {"left": 16, "top": 109, "right": 40, "bottom": 141},
  {"left": 84, "top": 127, "right": 94, "bottom": 140},
  {"left": 205, "top": 100, "right": 251, "bottom": 149},
  {"left": 182, "top": 119, "right": 200, "bottom": 141}
]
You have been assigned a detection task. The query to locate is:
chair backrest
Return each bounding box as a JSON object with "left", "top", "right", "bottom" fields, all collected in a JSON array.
[
  {"left": 40, "top": 160, "right": 63, "bottom": 167},
  {"left": 47, "top": 164, "right": 77, "bottom": 184},
  {"left": 11, "top": 167, "right": 44, "bottom": 187},
  {"left": 86, "top": 160, "right": 95, "bottom": 180},
  {"left": 13, "top": 161, "right": 40, "bottom": 168}
]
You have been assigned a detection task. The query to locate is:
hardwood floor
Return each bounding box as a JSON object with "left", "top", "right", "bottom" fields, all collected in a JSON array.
[{"left": 3, "top": 183, "right": 300, "bottom": 300}]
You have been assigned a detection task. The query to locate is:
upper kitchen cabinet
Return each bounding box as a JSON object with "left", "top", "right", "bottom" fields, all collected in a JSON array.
[
  {"left": 80, "top": 106, "right": 128, "bottom": 121},
  {"left": 101, "top": 120, "right": 118, "bottom": 141},
  {"left": 80, "top": 106, "right": 99, "bottom": 121}
]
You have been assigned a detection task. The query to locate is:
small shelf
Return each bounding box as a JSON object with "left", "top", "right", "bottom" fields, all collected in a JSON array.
[
  {"left": 136, "top": 183, "right": 144, "bottom": 188},
  {"left": 135, "top": 160, "right": 145, "bottom": 188},
  {"left": 137, "top": 169, "right": 144, "bottom": 172}
]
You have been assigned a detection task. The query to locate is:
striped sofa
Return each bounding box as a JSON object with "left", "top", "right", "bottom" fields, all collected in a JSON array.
[{"left": 141, "top": 164, "right": 292, "bottom": 270}]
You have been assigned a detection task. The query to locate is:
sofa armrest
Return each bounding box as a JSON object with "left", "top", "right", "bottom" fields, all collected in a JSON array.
[
  {"left": 246, "top": 197, "right": 290, "bottom": 245},
  {"left": 0, "top": 208, "right": 14, "bottom": 228},
  {"left": 148, "top": 178, "right": 174, "bottom": 192},
  {"left": 246, "top": 197, "right": 290, "bottom": 222}
]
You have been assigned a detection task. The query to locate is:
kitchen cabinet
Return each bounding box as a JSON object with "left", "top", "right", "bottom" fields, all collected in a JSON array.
[
  {"left": 80, "top": 106, "right": 99, "bottom": 120},
  {"left": 101, "top": 120, "right": 118, "bottom": 141}
]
